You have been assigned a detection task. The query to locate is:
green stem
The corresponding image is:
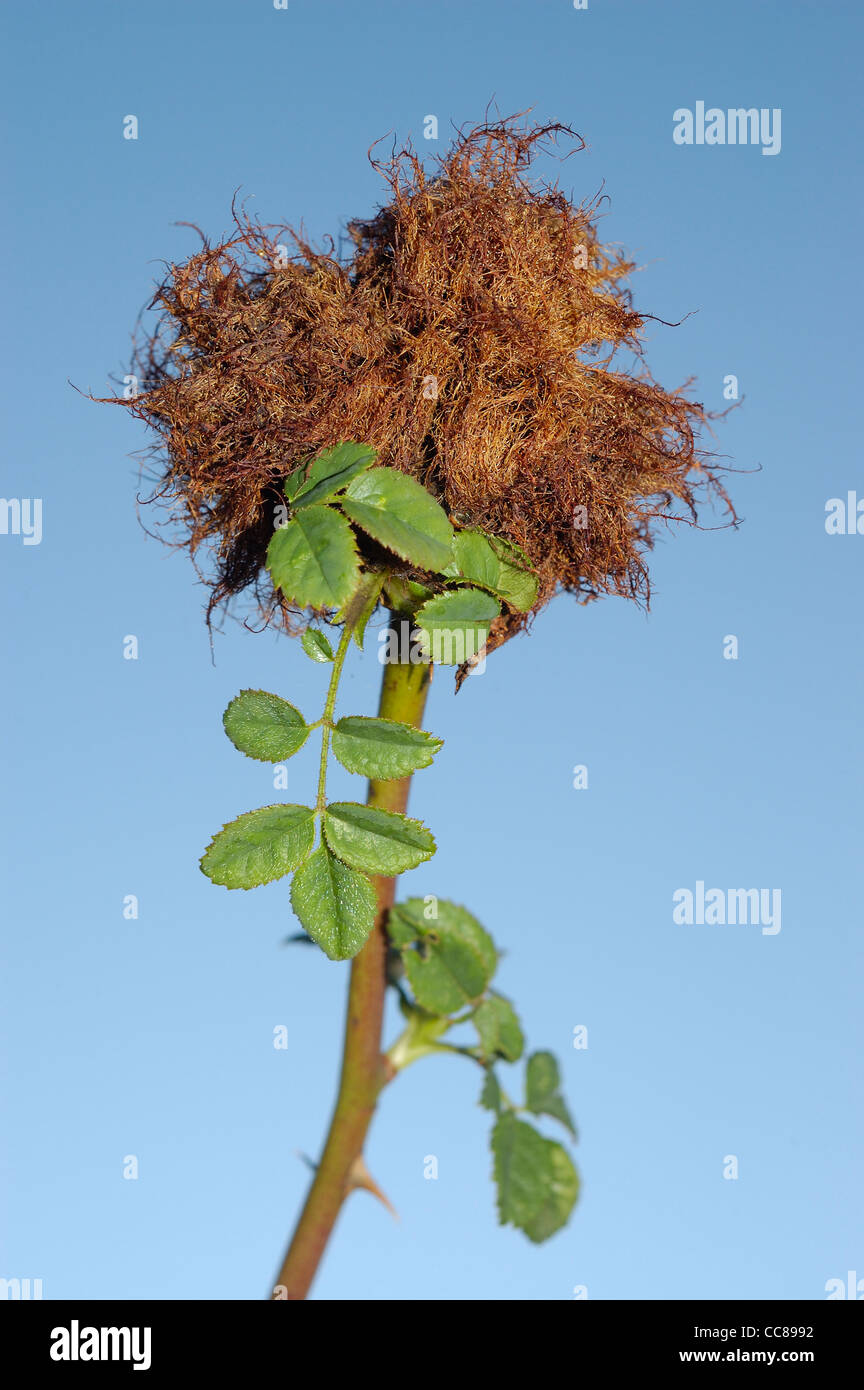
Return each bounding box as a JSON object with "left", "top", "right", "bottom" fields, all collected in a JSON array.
[
  {"left": 271, "top": 616, "right": 432, "bottom": 1301},
  {"left": 316, "top": 621, "right": 354, "bottom": 814}
]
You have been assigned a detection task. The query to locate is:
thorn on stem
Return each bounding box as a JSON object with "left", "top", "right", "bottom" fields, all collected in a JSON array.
[{"left": 345, "top": 1154, "right": 399, "bottom": 1220}]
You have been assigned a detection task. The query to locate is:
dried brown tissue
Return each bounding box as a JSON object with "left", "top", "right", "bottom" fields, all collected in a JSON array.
[{"left": 104, "top": 117, "right": 736, "bottom": 651}]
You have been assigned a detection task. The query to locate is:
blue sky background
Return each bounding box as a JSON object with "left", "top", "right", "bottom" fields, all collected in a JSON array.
[{"left": 1, "top": 0, "right": 861, "bottom": 1301}]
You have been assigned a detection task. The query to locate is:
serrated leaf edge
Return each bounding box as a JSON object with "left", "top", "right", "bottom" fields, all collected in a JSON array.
[
  {"left": 222, "top": 689, "right": 310, "bottom": 762},
  {"left": 322, "top": 801, "right": 437, "bottom": 869},
  {"left": 331, "top": 715, "right": 443, "bottom": 776},
  {"left": 289, "top": 846, "right": 377, "bottom": 961},
  {"left": 199, "top": 803, "right": 316, "bottom": 891},
  {"left": 267, "top": 505, "right": 361, "bottom": 609}
]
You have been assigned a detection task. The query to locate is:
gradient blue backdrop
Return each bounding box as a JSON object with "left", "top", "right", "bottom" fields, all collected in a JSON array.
[{"left": 2, "top": 0, "right": 861, "bottom": 1301}]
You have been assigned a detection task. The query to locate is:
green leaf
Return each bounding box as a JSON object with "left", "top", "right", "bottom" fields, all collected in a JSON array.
[
  {"left": 388, "top": 898, "right": 497, "bottom": 1015},
  {"left": 331, "top": 716, "right": 442, "bottom": 780},
  {"left": 383, "top": 576, "right": 436, "bottom": 615},
  {"left": 301, "top": 629, "right": 334, "bottom": 663},
  {"left": 520, "top": 1142, "right": 580, "bottom": 1243},
  {"left": 267, "top": 505, "right": 360, "bottom": 609},
  {"left": 479, "top": 1069, "right": 502, "bottom": 1114},
  {"left": 323, "top": 802, "right": 436, "bottom": 875},
  {"left": 200, "top": 805, "right": 315, "bottom": 889},
  {"left": 283, "top": 468, "right": 306, "bottom": 503},
  {"left": 414, "top": 588, "right": 500, "bottom": 665},
  {"left": 492, "top": 1113, "right": 548, "bottom": 1229},
  {"left": 386, "top": 906, "right": 421, "bottom": 950},
  {"left": 288, "top": 441, "right": 377, "bottom": 509},
  {"left": 492, "top": 1112, "right": 579, "bottom": 1243},
  {"left": 444, "top": 529, "right": 539, "bottom": 612},
  {"left": 525, "top": 1051, "right": 577, "bottom": 1138},
  {"left": 336, "top": 571, "right": 386, "bottom": 650},
  {"left": 222, "top": 690, "right": 309, "bottom": 762},
  {"left": 290, "top": 845, "right": 377, "bottom": 961},
  {"left": 341, "top": 467, "right": 454, "bottom": 572},
  {"left": 473, "top": 994, "right": 524, "bottom": 1062}
]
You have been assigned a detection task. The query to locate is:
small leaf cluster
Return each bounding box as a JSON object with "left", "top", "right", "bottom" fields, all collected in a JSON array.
[
  {"left": 387, "top": 898, "right": 579, "bottom": 1243},
  {"left": 201, "top": 687, "right": 441, "bottom": 961},
  {"left": 266, "top": 441, "right": 538, "bottom": 663}
]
